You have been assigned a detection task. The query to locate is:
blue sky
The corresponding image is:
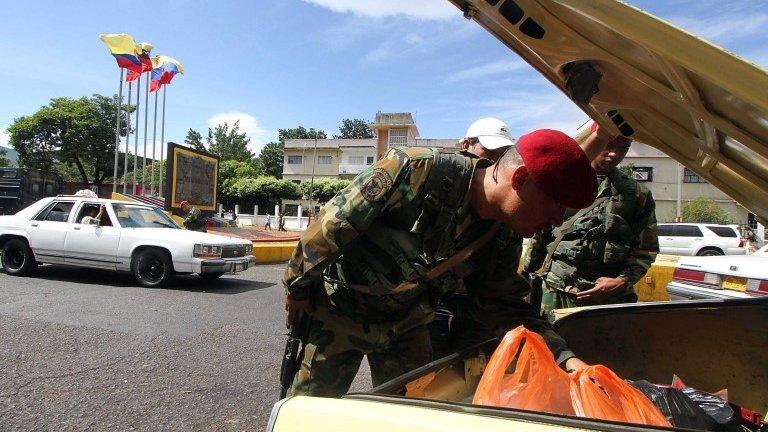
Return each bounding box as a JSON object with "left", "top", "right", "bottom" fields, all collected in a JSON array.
[{"left": 1, "top": 0, "right": 766, "bottom": 158}]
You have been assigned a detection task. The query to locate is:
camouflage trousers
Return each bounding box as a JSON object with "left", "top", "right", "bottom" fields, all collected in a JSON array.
[
  {"left": 539, "top": 279, "right": 638, "bottom": 316},
  {"left": 289, "top": 295, "right": 434, "bottom": 398}
]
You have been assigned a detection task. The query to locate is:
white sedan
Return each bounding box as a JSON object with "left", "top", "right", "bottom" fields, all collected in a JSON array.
[
  {"left": 0, "top": 196, "right": 256, "bottom": 287},
  {"left": 666, "top": 244, "right": 768, "bottom": 300}
]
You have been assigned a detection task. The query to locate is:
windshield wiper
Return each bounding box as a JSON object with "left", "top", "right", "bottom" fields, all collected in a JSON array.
[{"left": 151, "top": 220, "right": 177, "bottom": 228}]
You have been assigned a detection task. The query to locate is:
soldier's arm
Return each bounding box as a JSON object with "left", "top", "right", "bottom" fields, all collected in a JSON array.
[
  {"left": 283, "top": 151, "right": 414, "bottom": 300},
  {"left": 618, "top": 191, "right": 659, "bottom": 287},
  {"left": 466, "top": 235, "right": 575, "bottom": 365}
]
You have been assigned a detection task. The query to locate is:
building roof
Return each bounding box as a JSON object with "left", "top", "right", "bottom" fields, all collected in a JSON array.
[
  {"left": 283, "top": 139, "right": 345, "bottom": 149},
  {"left": 372, "top": 112, "right": 415, "bottom": 126}
]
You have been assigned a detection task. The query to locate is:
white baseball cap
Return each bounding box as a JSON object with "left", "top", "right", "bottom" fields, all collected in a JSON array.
[{"left": 464, "top": 117, "right": 516, "bottom": 150}]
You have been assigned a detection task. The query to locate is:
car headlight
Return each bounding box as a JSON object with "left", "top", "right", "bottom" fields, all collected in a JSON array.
[{"left": 193, "top": 244, "right": 223, "bottom": 258}]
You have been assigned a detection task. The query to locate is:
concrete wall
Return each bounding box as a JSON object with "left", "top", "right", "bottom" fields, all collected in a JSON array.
[{"left": 623, "top": 152, "right": 749, "bottom": 224}]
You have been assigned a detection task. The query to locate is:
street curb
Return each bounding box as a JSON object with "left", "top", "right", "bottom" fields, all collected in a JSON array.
[{"left": 252, "top": 241, "right": 295, "bottom": 264}]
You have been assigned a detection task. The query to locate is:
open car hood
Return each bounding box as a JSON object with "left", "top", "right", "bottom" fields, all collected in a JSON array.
[{"left": 447, "top": 0, "right": 768, "bottom": 224}]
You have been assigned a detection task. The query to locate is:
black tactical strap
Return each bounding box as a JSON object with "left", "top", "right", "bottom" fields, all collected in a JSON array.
[{"left": 534, "top": 196, "right": 610, "bottom": 276}]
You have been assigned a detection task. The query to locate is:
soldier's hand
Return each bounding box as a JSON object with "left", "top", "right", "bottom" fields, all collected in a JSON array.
[
  {"left": 575, "top": 277, "right": 626, "bottom": 303},
  {"left": 564, "top": 357, "right": 588, "bottom": 373},
  {"left": 284, "top": 294, "right": 312, "bottom": 329}
]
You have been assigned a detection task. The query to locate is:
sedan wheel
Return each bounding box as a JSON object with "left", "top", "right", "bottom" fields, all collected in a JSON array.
[
  {"left": 698, "top": 249, "right": 724, "bottom": 256},
  {"left": 132, "top": 249, "right": 175, "bottom": 288},
  {"left": 1, "top": 239, "right": 38, "bottom": 276}
]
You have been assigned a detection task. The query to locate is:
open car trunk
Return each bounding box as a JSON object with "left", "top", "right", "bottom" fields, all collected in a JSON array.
[{"left": 362, "top": 298, "right": 768, "bottom": 428}]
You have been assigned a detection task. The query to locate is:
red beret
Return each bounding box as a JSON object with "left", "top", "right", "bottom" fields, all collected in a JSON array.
[{"left": 517, "top": 129, "right": 597, "bottom": 209}]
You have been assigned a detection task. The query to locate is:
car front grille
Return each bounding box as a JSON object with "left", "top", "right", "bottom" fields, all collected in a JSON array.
[{"left": 221, "top": 245, "right": 247, "bottom": 259}]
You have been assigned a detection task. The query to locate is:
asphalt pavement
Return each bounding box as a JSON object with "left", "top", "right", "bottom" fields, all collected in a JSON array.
[{"left": 0, "top": 264, "right": 371, "bottom": 431}]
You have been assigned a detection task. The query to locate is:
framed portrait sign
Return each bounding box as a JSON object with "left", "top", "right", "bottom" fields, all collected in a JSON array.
[{"left": 165, "top": 143, "right": 219, "bottom": 211}]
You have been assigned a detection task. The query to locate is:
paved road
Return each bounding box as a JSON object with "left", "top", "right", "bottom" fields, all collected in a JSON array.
[{"left": 0, "top": 264, "right": 370, "bottom": 431}]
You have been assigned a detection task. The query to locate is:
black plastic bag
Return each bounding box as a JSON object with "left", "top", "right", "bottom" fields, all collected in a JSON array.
[{"left": 631, "top": 380, "right": 721, "bottom": 430}]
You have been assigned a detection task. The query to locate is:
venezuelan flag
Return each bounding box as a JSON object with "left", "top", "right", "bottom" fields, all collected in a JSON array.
[
  {"left": 149, "top": 56, "right": 185, "bottom": 92},
  {"left": 99, "top": 34, "right": 143, "bottom": 73}
]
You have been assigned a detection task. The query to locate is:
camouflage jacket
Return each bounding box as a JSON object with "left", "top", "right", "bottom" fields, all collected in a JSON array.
[
  {"left": 184, "top": 207, "right": 205, "bottom": 232},
  {"left": 284, "top": 147, "right": 574, "bottom": 363},
  {"left": 524, "top": 167, "right": 658, "bottom": 292}
]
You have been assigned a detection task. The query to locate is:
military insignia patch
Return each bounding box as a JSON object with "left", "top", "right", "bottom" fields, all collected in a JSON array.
[{"left": 361, "top": 168, "right": 393, "bottom": 202}]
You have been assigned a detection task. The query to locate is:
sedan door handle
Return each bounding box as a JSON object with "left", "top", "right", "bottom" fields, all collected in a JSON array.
[
  {"left": 30, "top": 223, "right": 38, "bottom": 227},
  {"left": 73, "top": 226, "right": 81, "bottom": 230}
]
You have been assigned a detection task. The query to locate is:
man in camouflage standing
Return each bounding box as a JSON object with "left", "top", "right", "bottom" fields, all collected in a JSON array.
[
  {"left": 283, "top": 125, "right": 599, "bottom": 397},
  {"left": 524, "top": 122, "right": 658, "bottom": 316}
]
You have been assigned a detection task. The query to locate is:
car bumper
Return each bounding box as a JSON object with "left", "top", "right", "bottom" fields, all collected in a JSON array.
[
  {"left": 666, "top": 281, "right": 753, "bottom": 301},
  {"left": 199, "top": 256, "right": 256, "bottom": 273}
]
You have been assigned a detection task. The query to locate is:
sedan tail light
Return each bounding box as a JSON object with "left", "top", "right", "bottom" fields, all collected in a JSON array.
[
  {"left": 746, "top": 279, "right": 768, "bottom": 294},
  {"left": 738, "top": 238, "right": 745, "bottom": 248},
  {"left": 672, "top": 268, "right": 721, "bottom": 286}
]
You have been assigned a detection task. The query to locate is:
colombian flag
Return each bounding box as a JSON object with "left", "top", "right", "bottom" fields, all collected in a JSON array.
[
  {"left": 149, "top": 56, "right": 185, "bottom": 92},
  {"left": 99, "top": 34, "right": 143, "bottom": 73},
  {"left": 126, "top": 42, "right": 155, "bottom": 82}
]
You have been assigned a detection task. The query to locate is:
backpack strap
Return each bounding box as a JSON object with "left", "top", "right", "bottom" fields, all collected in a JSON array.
[{"left": 534, "top": 196, "right": 610, "bottom": 276}]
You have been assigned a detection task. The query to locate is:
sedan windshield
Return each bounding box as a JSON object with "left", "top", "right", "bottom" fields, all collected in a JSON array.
[{"left": 112, "top": 203, "right": 179, "bottom": 229}]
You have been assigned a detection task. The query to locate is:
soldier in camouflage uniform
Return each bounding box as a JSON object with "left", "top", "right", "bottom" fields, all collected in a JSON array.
[
  {"left": 180, "top": 201, "right": 206, "bottom": 232},
  {"left": 524, "top": 123, "right": 658, "bottom": 316},
  {"left": 283, "top": 128, "right": 598, "bottom": 397}
]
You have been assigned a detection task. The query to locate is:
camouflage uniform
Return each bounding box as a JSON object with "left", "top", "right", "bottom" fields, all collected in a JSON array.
[
  {"left": 524, "top": 167, "right": 658, "bottom": 315},
  {"left": 284, "top": 147, "right": 574, "bottom": 397},
  {"left": 183, "top": 207, "right": 206, "bottom": 232}
]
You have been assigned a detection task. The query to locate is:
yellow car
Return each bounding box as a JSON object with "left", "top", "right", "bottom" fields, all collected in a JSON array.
[{"left": 270, "top": 0, "right": 768, "bottom": 430}]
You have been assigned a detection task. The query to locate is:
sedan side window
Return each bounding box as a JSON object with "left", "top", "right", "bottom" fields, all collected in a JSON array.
[
  {"left": 34, "top": 201, "right": 75, "bottom": 222},
  {"left": 657, "top": 225, "right": 673, "bottom": 236}
]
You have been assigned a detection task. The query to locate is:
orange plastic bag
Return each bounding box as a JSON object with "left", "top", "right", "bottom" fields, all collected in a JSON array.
[
  {"left": 570, "top": 365, "right": 671, "bottom": 427},
  {"left": 473, "top": 327, "right": 574, "bottom": 415}
]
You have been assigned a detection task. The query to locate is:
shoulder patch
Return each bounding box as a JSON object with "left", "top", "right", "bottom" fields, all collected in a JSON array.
[{"left": 361, "top": 168, "right": 393, "bottom": 202}]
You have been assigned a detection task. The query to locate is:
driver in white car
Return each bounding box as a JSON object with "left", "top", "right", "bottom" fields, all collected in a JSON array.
[{"left": 81, "top": 205, "right": 105, "bottom": 226}]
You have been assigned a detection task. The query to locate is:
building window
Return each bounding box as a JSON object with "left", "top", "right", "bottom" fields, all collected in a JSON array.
[
  {"left": 317, "top": 155, "right": 332, "bottom": 165},
  {"left": 683, "top": 168, "right": 707, "bottom": 183},
  {"left": 366, "top": 156, "right": 374, "bottom": 164},
  {"left": 631, "top": 166, "right": 653, "bottom": 182},
  {"left": 389, "top": 127, "right": 407, "bottom": 145},
  {"left": 348, "top": 156, "right": 364, "bottom": 165},
  {"left": 287, "top": 155, "right": 303, "bottom": 165},
  {"left": 291, "top": 180, "right": 301, "bottom": 184}
]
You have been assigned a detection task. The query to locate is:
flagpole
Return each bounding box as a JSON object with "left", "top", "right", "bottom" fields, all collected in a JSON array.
[
  {"left": 150, "top": 89, "right": 159, "bottom": 196},
  {"left": 132, "top": 74, "right": 141, "bottom": 195},
  {"left": 141, "top": 73, "right": 150, "bottom": 195},
  {"left": 159, "top": 85, "right": 167, "bottom": 198},
  {"left": 123, "top": 80, "right": 132, "bottom": 194},
  {"left": 112, "top": 69, "right": 124, "bottom": 194}
]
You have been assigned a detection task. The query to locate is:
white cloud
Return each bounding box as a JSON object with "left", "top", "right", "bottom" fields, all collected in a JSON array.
[
  {"left": 445, "top": 59, "right": 529, "bottom": 83},
  {"left": 206, "top": 111, "right": 274, "bottom": 154},
  {"left": 301, "top": 0, "right": 458, "bottom": 20},
  {"left": 405, "top": 33, "right": 423, "bottom": 45},
  {"left": 666, "top": 13, "right": 768, "bottom": 42}
]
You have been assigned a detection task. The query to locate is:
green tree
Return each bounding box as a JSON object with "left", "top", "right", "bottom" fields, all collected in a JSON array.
[
  {"left": 218, "top": 159, "right": 263, "bottom": 196},
  {"left": 184, "top": 129, "right": 205, "bottom": 152},
  {"left": 119, "top": 159, "right": 167, "bottom": 186},
  {"left": 681, "top": 197, "right": 732, "bottom": 224},
  {"left": 257, "top": 126, "right": 328, "bottom": 179},
  {"left": 8, "top": 94, "right": 131, "bottom": 185},
  {"left": 334, "top": 118, "right": 373, "bottom": 139},
  {"left": 228, "top": 176, "right": 301, "bottom": 212},
  {"left": 0, "top": 147, "right": 9, "bottom": 167},
  {"left": 299, "top": 178, "right": 350, "bottom": 204},
  {"left": 206, "top": 121, "right": 254, "bottom": 162}
]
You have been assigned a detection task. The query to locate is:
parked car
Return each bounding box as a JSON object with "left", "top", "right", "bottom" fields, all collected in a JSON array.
[
  {"left": 666, "top": 244, "right": 768, "bottom": 300},
  {"left": 0, "top": 196, "right": 255, "bottom": 287},
  {"left": 657, "top": 223, "right": 745, "bottom": 256}
]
